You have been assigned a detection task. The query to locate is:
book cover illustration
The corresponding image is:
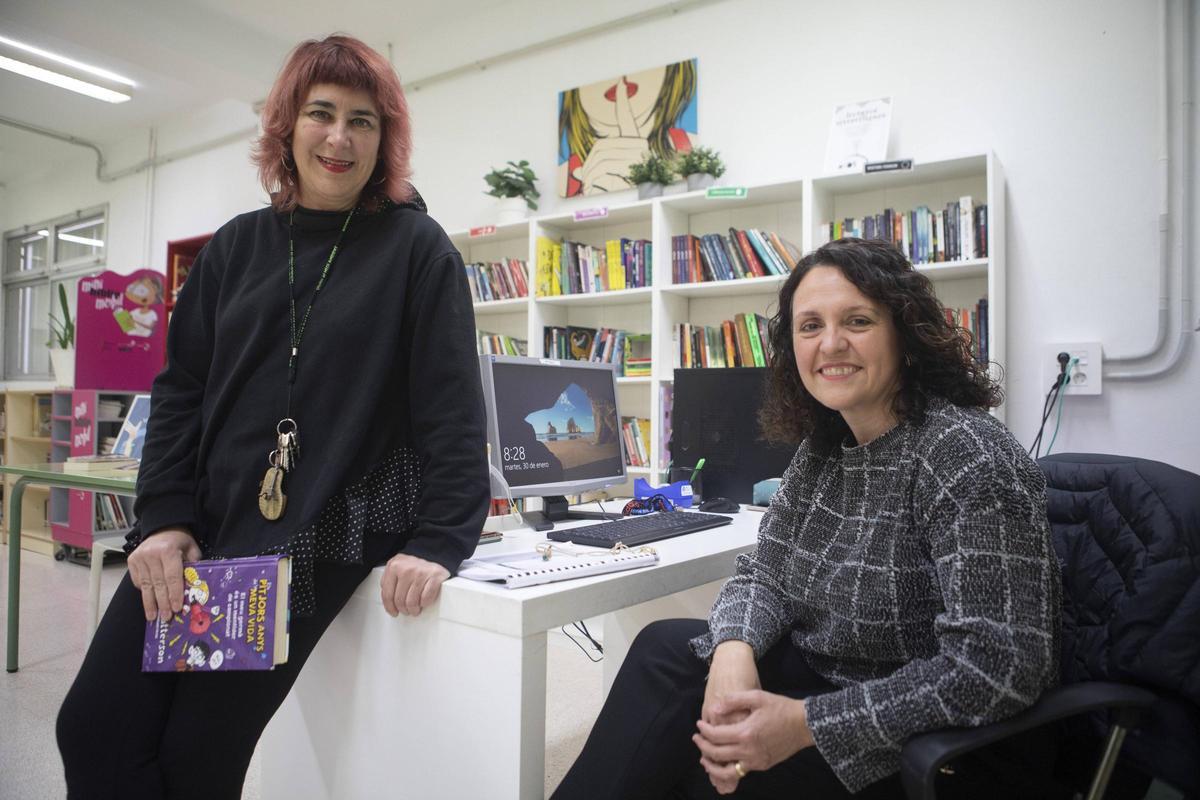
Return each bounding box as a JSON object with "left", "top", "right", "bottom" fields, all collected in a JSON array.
[
  {"left": 110, "top": 394, "right": 150, "bottom": 459},
  {"left": 75, "top": 269, "right": 167, "bottom": 391},
  {"left": 142, "top": 555, "right": 291, "bottom": 672}
]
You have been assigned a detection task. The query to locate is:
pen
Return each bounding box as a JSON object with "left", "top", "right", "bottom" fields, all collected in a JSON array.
[{"left": 689, "top": 458, "right": 706, "bottom": 483}]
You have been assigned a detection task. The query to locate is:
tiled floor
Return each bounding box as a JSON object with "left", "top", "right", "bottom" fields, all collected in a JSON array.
[{"left": 0, "top": 545, "right": 603, "bottom": 799}]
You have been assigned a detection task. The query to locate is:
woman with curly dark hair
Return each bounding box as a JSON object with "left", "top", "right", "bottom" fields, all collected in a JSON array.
[{"left": 554, "top": 238, "right": 1062, "bottom": 799}]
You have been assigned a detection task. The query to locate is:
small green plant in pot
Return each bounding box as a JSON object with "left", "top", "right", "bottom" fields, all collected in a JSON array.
[
  {"left": 677, "top": 146, "right": 726, "bottom": 191},
  {"left": 626, "top": 154, "right": 676, "bottom": 200},
  {"left": 484, "top": 160, "right": 539, "bottom": 222},
  {"left": 47, "top": 282, "right": 76, "bottom": 386}
]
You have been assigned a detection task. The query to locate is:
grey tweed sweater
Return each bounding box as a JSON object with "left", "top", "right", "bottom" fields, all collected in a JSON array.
[{"left": 691, "top": 397, "right": 1061, "bottom": 792}]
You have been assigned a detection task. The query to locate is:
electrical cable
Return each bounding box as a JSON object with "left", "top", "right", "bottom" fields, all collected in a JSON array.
[
  {"left": 1030, "top": 353, "right": 1071, "bottom": 457},
  {"left": 1029, "top": 380, "right": 1063, "bottom": 457},
  {"left": 562, "top": 621, "right": 604, "bottom": 662},
  {"left": 1030, "top": 383, "right": 1060, "bottom": 458},
  {"left": 1044, "top": 358, "right": 1079, "bottom": 456}
]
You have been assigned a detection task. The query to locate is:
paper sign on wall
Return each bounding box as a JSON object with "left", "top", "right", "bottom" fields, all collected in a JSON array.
[{"left": 824, "top": 97, "right": 893, "bottom": 174}]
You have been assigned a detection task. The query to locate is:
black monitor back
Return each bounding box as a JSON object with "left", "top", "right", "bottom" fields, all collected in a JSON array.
[{"left": 671, "top": 368, "right": 796, "bottom": 504}]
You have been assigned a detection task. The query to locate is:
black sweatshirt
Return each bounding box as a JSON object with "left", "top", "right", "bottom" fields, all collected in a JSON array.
[{"left": 128, "top": 195, "right": 490, "bottom": 579}]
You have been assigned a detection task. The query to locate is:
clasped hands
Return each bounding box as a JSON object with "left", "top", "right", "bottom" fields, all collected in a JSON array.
[
  {"left": 129, "top": 527, "right": 449, "bottom": 621},
  {"left": 693, "top": 641, "right": 815, "bottom": 795}
]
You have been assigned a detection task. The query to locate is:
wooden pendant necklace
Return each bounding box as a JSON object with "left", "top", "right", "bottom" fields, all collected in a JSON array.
[{"left": 259, "top": 207, "right": 356, "bottom": 521}]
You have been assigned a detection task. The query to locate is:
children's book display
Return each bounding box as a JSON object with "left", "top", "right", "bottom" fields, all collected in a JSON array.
[
  {"left": 75, "top": 270, "right": 167, "bottom": 391},
  {"left": 142, "top": 555, "right": 291, "bottom": 672},
  {"left": 110, "top": 394, "right": 151, "bottom": 459},
  {"left": 458, "top": 544, "right": 658, "bottom": 589}
]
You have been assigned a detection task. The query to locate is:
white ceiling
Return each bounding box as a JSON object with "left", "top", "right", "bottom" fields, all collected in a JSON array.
[{"left": 0, "top": 0, "right": 672, "bottom": 186}]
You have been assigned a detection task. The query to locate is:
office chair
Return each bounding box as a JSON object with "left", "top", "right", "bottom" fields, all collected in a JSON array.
[{"left": 900, "top": 453, "right": 1200, "bottom": 800}]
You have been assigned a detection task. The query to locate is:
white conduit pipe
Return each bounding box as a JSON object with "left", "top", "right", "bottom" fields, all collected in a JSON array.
[{"left": 1107, "top": 0, "right": 1196, "bottom": 380}]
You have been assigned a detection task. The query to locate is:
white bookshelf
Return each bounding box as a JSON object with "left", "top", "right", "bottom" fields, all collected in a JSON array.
[{"left": 448, "top": 152, "right": 1006, "bottom": 487}]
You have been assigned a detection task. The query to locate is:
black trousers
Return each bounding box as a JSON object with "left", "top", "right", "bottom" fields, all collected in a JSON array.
[
  {"left": 552, "top": 619, "right": 1063, "bottom": 800},
  {"left": 56, "top": 532, "right": 403, "bottom": 800}
]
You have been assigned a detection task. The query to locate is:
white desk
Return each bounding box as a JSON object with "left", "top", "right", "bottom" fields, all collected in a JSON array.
[{"left": 259, "top": 509, "right": 760, "bottom": 800}]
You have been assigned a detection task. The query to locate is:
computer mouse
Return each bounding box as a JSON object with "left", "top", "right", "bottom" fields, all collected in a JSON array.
[{"left": 698, "top": 497, "right": 740, "bottom": 514}]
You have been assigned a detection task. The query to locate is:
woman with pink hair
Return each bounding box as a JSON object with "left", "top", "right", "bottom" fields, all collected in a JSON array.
[{"left": 57, "top": 35, "right": 489, "bottom": 797}]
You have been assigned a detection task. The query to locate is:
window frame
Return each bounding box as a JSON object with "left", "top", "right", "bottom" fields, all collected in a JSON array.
[{"left": 2, "top": 206, "right": 108, "bottom": 381}]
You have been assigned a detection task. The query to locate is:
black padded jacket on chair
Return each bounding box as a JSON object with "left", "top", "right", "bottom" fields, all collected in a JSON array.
[{"left": 900, "top": 453, "right": 1200, "bottom": 799}]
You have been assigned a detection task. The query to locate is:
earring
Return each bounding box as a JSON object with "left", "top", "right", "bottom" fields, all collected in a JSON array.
[{"left": 904, "top": 353, "right": 914, "bottom": 367}]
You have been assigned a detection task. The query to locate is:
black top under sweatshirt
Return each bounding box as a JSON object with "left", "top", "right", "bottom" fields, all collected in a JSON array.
[{"left": 127, "top": 193, "right": 490, "bottom": 609}]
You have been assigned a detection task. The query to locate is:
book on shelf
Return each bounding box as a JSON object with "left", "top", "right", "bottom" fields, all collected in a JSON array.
[
  {"left": 621, "top": 416, "right": 652, "bottom": 468},
  {"left": 171, "top": 253, "right": 195, "bottom": 302},
  {"left": 820, "top": 199, "right": 988, "bottom": 265},
  {"left": 487, "top": 497, "right": 527, "bottom": 518},
  {"left": 458, "top": 545, "right": 659, "bottom": 589},
  {"left": 675, "top": 314, "right": 771, "bottom": 369},
  {"left": 543, "top": 326, "right": 639, "bottom": 368},
  {"left": 95, "top": 492, "right": 131, "bottom": 531},
  {"left": 622, "top": 334, "right": 652, "bottom": 377},
  {"left": 477, "top": 331, "right": 528, "bottom": 357},
  {"left": 672, "top": 228, "right": 797, "bottom": 284},
  {"left": 465, "top": 259, "right": 529, "bottom": 303},
  {"left": 109, "top": 394, "right": 151, "bottom": 459},
  {"left": 63, "top": 454, "right": 139, "bottom": 473},
  {"left": 659, "top": 382, "right": 674, "bottom": 471},
  {"left": 142, "top": 554, "right": 291, "bottom": 672},
  {"left": 536, "top": 236, "right": 652, "bottom": 296},
  {"left": 945, "top": 298, "right": 989, "bottom": 362}
]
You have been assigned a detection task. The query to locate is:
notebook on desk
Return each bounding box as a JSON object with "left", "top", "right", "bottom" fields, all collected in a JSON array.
[{"left": 457, "top": 546, "right": 658, "bottom": 589}]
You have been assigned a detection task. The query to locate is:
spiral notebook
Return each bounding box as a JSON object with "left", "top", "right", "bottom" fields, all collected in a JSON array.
[{"left": 458, "top": 546, "right": 659, "bottom": 589}]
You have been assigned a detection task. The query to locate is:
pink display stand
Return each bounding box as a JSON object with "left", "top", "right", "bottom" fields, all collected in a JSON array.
[{"left": 75, "top": 270, "right": 167, "bottom": 390}]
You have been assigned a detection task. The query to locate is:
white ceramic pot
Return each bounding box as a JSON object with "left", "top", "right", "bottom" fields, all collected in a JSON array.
[
  {"left": 49, "top": 347, "right": 75, "bottom": 387},
  {"left": 686, "top": 173, "right": 716, "bottom": 191},
  {"left": 496, "top": 197, "right": 528, "bottom": 224},
  {"left": 637, "top": 182, "right": 665, "bottom": 200}
]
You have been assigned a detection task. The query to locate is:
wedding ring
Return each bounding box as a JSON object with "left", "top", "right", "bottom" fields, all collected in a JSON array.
[{"left": 733, "top": 761, "right": 747, "bottom": 779}]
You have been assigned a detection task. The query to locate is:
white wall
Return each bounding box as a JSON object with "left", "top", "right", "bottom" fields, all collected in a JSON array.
[{"left": 3, "top": 0, "right": 1197, "bottom": 470}]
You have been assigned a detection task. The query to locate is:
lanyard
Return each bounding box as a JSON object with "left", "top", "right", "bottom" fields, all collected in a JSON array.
[{"left": 287, "top": 207, "right": 355, "bottom": 387}]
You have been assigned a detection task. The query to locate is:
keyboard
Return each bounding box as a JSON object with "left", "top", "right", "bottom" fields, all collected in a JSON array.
[{"left": 547, "top": 511, "right": 733, "bottom": 548}]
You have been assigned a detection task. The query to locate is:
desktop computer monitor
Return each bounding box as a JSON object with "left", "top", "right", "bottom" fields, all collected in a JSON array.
[
  {"left": 479, "top": 354, "right": 627, "bottom": 530},
  {"left": 671, "top": 367, "right": 796, "bottom": 505}
]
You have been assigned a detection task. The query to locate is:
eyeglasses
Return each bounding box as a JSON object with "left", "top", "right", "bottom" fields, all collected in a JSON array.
[{"left": 622, "top": 494, "right": 676, "bottom": 516}]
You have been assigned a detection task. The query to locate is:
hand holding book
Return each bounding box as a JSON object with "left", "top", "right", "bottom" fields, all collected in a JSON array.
[
  {"left": 142, "top": 554, "right": 291, "bottom": 672},
  {"left": 127, "top": 527, "right": 202, "bottom": 622}
]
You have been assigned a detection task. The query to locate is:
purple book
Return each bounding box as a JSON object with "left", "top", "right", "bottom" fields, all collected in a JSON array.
[{"left": 142, "top": 555, "right": 291, "bottom": 672}]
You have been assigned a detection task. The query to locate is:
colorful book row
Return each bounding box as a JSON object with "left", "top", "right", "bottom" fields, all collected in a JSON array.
[
  {"left": 672, "top": 228, "right": 799, "bottom": 283},
  {"left": 946, "top": 298, "right": 989, "bottom": 363},
  {"left": 536, "top": 236, "right": 652, "bottom": 297},
  {"left": 621, "top": 416, "right": 653, "bottom": 468},
  {"left": 819, "top": 199, "right": 988, "bottom": 265},
  {"left": 544, "top": 325, "right": 638, "bottom": 368},
  {"left": 674, "top": 313, "right": 771, "bottom": 369},
  {"left": 465, "top": 259, "right": 529, "bottom": 303},
  {"left": 477, "top": 331, "right": 528, "bottom": 357},
  {"left": 622, "top": 334, "right": 652, "bottom": 377}
]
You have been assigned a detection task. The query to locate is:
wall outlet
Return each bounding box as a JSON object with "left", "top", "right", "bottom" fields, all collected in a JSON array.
[{"left": 1044, "top": 342, "right": 1103, "bottom": 396}]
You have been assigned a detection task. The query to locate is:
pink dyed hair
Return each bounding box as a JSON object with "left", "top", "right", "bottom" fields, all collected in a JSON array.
[{"left": 253, "top": 35, "right": 413, "bottom": 211}]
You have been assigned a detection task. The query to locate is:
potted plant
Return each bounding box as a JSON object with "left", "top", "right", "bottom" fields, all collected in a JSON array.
[
  {"left": 484, "top": 160, "right": 540, "bottom": 223},
  {"left": 47, "top": 282, "right": 75, "bottom": 386},
  {"left": 626, "top": 154, "right": 676, "bottom": 200},
  {"left": 677, "top": 146, "right": 726, "bottom": 191}
]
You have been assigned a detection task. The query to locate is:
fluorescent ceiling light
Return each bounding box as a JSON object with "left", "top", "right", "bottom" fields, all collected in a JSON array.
[
  {"left": 0, "top": 35, "right": 134, "bottom": 103},
  {"left": 57, "top": 232, "right": 105, "bottom": 247}
]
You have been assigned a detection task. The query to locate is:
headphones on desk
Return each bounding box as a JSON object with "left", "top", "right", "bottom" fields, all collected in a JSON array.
[{"left": 622, "top": 494, "right": 676, "bottom": 516}]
